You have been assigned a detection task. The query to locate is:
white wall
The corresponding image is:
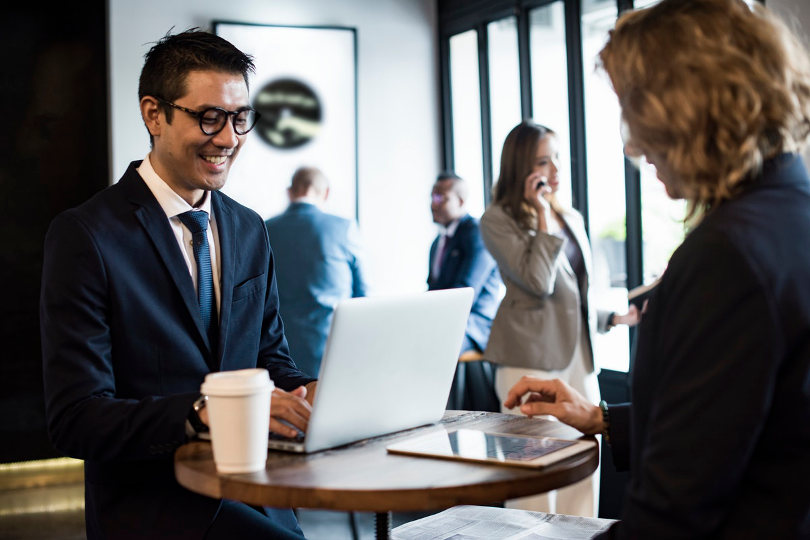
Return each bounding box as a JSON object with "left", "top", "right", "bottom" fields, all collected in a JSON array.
[
  {"left": 108, "top": 0, "right": 440, "bottom": 295},
  {"left": 768, "top": 0, "right": 810, "bottom": 166}
]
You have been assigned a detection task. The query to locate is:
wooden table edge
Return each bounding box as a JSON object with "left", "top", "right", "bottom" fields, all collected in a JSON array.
[{"left": 175, "top": 436, "right": 598, "bottom": 512}]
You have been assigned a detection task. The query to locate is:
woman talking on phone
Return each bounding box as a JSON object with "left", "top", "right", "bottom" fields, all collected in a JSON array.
[{"left": 480, "top": 121, "right": 637, "bottom": 517}]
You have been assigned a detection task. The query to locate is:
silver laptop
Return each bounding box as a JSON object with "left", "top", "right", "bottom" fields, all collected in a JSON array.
[{"left": 268, "top": 287, "right": 474, "bottom": 453}]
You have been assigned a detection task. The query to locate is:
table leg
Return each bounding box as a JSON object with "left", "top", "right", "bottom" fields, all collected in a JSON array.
[
  {"left": 374, "top": 511, "right": 391, "bottom": 540},
  {"left": 349, "top": 511, "right": 360, "bottom": 540}
]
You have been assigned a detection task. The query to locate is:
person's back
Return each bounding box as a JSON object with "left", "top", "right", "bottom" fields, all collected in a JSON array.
[
  {"left": 629, "top": 153, "right": 810, "bottom": 536},
  {"left": 266, "top": 167, "right": 367, "bottom": 377},
  {"left": 724, "top": 158, "right": 810, "bottom": 531}
]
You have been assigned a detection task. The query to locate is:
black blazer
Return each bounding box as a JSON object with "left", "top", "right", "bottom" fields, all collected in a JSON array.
[
  {"left": 601, "top": 154, "right": 810, "bottom": 538},
  {"left": 40, "top": 162, "right": 315, "bottom": 539},
  {"left": 428, "top": 214, "right": 501, "bottom": 352}
]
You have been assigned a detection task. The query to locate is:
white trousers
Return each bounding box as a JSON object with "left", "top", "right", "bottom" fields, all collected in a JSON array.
[{"left": 494, "top": 336, "right": 601, "bottom": 517}]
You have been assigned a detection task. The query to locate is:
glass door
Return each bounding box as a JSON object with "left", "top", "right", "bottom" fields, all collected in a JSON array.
[
  {"left": 449, "top": 29, "right": 486, "bottom": 218},
  {"left": 529, "top": 1, "right": 572, "bottom": 208},
  {"left": 487, "top": 16, "right": 521, "bottom": 187}
]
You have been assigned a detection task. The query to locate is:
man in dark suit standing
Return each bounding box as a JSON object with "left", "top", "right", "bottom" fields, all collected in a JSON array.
[
  {"left": 428, "top": 172, "right": 502, "bottom": 411},
  {"left": 265, "top": 166, "right": 368, "bottom": 378},
  {"left": 40, "top": 29, "right": 314, "bottom": 539}
]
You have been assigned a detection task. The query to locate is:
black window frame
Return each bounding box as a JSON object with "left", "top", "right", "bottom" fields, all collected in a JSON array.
[
  {"left": 438, "top": 0, "right": 647, "bottom": 369},
  {"left": 438, "top": 0, "right": 765, "bottom": 369}
]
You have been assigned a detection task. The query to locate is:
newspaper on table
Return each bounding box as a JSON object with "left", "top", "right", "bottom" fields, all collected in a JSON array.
[{"left": 392, "top": 505, "right": 616, "bottom": 540}]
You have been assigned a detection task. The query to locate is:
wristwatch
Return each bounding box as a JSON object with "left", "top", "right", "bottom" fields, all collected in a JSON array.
[
  {"left": 599, "top": 400, "right": 610, "bottom": 444},
  {"left": 188, "top": 394, "right": 209, "bottom": 434}
]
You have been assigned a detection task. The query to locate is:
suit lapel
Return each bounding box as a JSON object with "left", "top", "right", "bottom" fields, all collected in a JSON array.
[
  {"left": 441, "top": 228, "right": 461, "bottom": 270},
  {"left": 212, "top": 192, "right": 233, "bottom": 370},
  {"left": 122, "top": 167, "right": 214, "bottom": 359},
  {"left": 430, "top": 215, "right": 470, "bottom": 287}
]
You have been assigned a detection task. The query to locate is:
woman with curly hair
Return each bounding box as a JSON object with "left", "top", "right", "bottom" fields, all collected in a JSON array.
[{"left": 504, "top": 0, "right": 810, "bottom": 537}]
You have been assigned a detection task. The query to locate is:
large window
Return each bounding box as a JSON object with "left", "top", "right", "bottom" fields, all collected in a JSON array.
[
  {"left": 529, "top": 2, "right": 572, "bottom": 207},
  {"left": 449, "top": 30, "right": 486, "bottom": 218},
  {"left": 438, "top": 0, "right": 750, "bottom": 372},
  {"left": 487, "top": 17, "right": 521, "bottom": 185},
  {"left": 581, "top": 0, "right": 630, "bottom": 371},
  {"left": 631, "top": 0, "right": 687, "bottom": 283},
  {"left": 640, "top": 158, "right": 686, "bottom": 284}
]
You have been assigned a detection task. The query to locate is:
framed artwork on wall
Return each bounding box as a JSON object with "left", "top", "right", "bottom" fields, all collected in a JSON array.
[{"left": 214, "top": 21, "right": 358, "bottom": 222}]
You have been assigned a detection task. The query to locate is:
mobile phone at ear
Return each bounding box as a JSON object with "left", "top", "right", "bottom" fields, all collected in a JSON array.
[{"left": 534, "top": 179, "right": 547, "bottom": 190}]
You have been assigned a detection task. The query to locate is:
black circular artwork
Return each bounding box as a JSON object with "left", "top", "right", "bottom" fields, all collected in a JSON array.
[{"left": 253, "top": 78, "right": 322, "bottom": 149}]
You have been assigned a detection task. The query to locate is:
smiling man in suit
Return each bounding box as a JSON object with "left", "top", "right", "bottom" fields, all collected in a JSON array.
[
  {"left": 40, "top": 29, "right": 314, "bottom": 540},
  {"left": 428, "top": 172, "right": 502, "bottom": 411}
]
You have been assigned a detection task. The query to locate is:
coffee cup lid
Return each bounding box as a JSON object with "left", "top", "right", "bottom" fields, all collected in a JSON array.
[{"left": 201, "top": 368, "right": 274, "bottom": 396}]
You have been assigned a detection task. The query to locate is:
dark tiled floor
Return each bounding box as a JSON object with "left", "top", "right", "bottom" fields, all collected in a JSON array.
[
  {"left": 298, "top": 509, "right": 436, "bottom": 539},
  {"left": 0, "top": 458, "right": 432, "bottom": 540},
  {"left": 0, "top": 509, "right": 86, "bottom": 540},
  {"left": 0, "top": 503, "right": 429, "bottom": 539}
]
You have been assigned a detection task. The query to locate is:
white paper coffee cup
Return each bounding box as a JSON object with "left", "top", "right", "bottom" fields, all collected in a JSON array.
[{"left": 201, "top": 368, "right": 273, "bottom": 474}]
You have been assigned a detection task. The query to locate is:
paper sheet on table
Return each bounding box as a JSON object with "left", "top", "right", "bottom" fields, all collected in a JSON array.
[{"left": 392, "top": 505, "right": 615, "bottom": 540}]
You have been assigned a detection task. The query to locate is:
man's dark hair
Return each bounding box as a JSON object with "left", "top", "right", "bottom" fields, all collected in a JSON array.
[
  {"left": 138, "top": 28, "right": 255, "bottom": 124},
  {"left": 290, "top": 166, "right": 329, "bottom": 197},
  {"left": 436, "top": 171, "right": 462, "bottom": 183},
  {"left": 435, "top": 171, "right": 468, "bottom": 202}
]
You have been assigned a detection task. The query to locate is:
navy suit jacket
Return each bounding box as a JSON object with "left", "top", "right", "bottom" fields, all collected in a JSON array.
[
  {"left": 265, "top": 202, "right": 367, "bottom": 377},
  {"left": 40, "top": 162, "right": 315, "bottom": 540},
  {"left": 600, "top": 154, "right": 810, "bottom": 538},
  {"left": 428, "top": 214, "right": 501, "bottom": 352}
]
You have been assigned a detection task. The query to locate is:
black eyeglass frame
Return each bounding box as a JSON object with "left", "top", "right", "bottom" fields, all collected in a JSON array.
[{"left": 155, "top": 96, "right": 261, "bottom": 136}]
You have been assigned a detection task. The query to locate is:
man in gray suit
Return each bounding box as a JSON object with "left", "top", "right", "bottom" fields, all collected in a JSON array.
[{"left": 265, "top": 167, "right": 368, "bottom": 378}]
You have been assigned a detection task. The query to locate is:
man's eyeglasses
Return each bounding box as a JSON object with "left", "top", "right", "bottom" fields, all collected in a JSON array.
[{"left": 155, "top": 97, "right": 260, "bottom": 136}]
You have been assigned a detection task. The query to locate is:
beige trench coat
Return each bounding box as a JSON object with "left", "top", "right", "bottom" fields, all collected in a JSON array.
[{"left": 480, "top": 203, "right": 611, "bottom": 372}]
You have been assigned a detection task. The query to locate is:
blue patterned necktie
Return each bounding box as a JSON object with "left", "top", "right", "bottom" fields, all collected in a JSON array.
[{"left": 178, "top": 210, "right": 218, "bottom": 348}]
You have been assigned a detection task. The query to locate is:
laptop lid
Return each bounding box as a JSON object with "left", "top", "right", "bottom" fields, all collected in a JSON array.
[{"left": 276, "top": 287, "right": 474, "bottom": 453}]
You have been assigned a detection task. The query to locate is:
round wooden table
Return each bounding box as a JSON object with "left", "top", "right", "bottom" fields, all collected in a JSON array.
[{"left": 175, "top": 411, "right": 598, "bottom": 539}]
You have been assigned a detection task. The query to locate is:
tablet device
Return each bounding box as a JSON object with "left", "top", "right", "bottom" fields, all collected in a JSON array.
[{"left": 386, "top": 428, "right": 596, "bottom": 468}]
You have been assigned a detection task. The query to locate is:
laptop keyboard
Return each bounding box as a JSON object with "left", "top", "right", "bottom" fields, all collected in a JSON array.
[{"left": 269, "top": 425, "right": 305, "bottom": 442}]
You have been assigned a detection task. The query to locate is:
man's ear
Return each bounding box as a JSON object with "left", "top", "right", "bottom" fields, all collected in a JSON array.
[{"left": 140, "top": 96, "right": 162, "bottom": 137}]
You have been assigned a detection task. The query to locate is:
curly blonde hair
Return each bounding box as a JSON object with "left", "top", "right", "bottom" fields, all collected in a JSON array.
[{"left": 599, "top": 0, "right": 810, "bottom": 223}]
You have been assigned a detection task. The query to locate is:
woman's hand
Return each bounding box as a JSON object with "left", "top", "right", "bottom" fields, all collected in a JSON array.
[
  {"left": 503, "top": 376, "right": 604, "bottom": 435},
  {"left": 523, "top": 172, "right": 551, "bottom": 211},
  {"left": 523, "top": 172, "right": 553, "bottom": 230},
  {"left": 613, "top": 303, "right": 643, "bottom": 327}
]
